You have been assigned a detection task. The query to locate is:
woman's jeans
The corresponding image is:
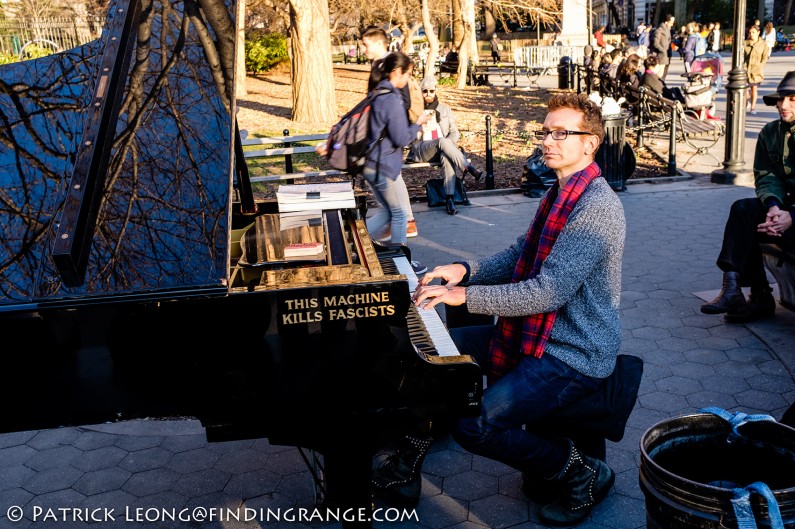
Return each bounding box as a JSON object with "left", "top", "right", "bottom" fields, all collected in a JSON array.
[
  {"left": 450, "top": 325, "right": 602, "bottom": 478},
  {"left": 363, "top": 166, "right": 411, "bottom": 245}
]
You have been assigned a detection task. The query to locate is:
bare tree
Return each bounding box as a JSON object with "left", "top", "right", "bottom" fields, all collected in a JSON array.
[
  {"left": 454, "top": 0, "right": 475, "bottom": 88},
  {"left": 236, "top": 0, "right": 247, "bottom": 97},
  {"left": 483, "top": 0, "right": 560, "bottom": 38},
  {"left": 287, "top": 0, "right": 337, "bottom": 123},
  {"left": 421, "top": 0, "right": 440, "bottom": 76}
]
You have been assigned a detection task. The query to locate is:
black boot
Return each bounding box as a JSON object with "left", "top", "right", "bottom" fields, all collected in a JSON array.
[
  {"left": 701, "top": 272, "right": 746, "bottom": 314},
  {"left": 465, "top": 165, "right": 484, "bottom": 182},
  {"left": 371, "top": 435, "right": 432, "bottom": 506},
  {"left": 539, "top": 442, "right": 615, "bottom": 527},
  {"left": 445, "top": 195, "right": 458, "bottom": 215},
  {"left": 725, "top": 285, "right": 776, "bottom": 323},
  {"left": 521, "top": 471, "right": 560, "bottom": 504}
]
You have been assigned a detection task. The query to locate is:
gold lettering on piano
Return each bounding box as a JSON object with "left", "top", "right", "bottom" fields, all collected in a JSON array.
[
  {"left": 279, "top": 293, "right": 395, "bottom": 325},
  {"left": 327, "top": 305, "right": 396, "bottom": 320},
  {"left": 322, "top": 292, "right": 390, "bottom": 306}
]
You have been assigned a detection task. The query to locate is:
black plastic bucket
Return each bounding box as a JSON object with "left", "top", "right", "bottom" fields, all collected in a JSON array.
[{"left": 640, "top": 413, "right": 795, "bottom": 528}]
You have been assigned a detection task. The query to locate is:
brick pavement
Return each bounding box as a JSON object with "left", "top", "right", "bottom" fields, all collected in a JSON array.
[{"left": 3, "top": 54, "right": 795, "bottom": 529}]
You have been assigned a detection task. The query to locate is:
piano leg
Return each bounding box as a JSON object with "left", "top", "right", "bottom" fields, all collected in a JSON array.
[{"left": 323, "top": 442, "right": 374, "bottom": 529}]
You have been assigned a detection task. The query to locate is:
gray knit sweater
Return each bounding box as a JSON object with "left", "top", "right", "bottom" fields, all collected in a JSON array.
[{"left": 464, "top": 177, "right": 625, "bottom": 379}]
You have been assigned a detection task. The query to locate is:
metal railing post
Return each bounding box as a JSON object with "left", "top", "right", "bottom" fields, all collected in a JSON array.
[
  {"left": 485, "top": 116, "right": 494, "bottom": 189},
  {"left": 637, "top": 89, "right": 645, "bottom": 149},
  {"left": 283, "top": 128, "right": 293, "bottom": 173},
  {"left": 668, "top": 106, "right": 677, "bottom": 176}
]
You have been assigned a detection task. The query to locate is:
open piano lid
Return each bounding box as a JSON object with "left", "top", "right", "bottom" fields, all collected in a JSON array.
[{"left": 0, "top": 0, "right": 236, "bottom": 311}]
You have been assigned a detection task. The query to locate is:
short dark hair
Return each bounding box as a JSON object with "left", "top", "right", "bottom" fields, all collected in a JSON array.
[
  {"left": 361, "top": 26, "right": 389, "bottom": 47},
  {"left": 547, "top": 93, "right": 605, "bottom": 146},
  {"left": 644, "top": 55, "right": 659, "bottom": 69}
]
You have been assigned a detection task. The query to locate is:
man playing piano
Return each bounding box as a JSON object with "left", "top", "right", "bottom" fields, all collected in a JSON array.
[{"left": 407, "top": 93, "right": 626, "bottom": 527}]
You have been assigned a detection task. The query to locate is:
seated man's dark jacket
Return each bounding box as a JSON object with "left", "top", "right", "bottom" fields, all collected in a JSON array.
[{"left": 754, "top": 119, "right": 795, "bottom": 210}]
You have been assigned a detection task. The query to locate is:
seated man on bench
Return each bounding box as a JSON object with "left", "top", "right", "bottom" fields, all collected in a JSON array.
[
  {"left": 701, "top": 71, "right": 795, "bottom": 322},
  {"left": 410, "top": 93, "right": 627, "bottom": 527},
  {"left": 406, "top": 76, "right": 484, "bottom": 215}
]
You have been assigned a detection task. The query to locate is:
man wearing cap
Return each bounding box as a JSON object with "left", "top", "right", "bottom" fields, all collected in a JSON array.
[
  {"left": 701, "top": 71, "right": 795, "bottom": 322},
  {"left": 406, "top": 77, "right": 484, "bottom": 215}
]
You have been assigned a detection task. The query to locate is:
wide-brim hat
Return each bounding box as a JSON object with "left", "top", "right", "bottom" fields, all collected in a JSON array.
[{"left": 762, "top": 70, "right": 795, "bottom": 106}]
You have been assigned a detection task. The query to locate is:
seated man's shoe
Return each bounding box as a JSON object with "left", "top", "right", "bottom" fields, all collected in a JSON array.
[
  {"left": 406, "top": 219, "right": 418, "bottom": 238},
  {"left": 725, "top": 287, "right": 776, "bottom": 323},
  {"left": 539, "top": 442, "right": 615, "bottom": 527},
  {"left": 701, "top": 272, "right": 746, "bottom": 314},
  {"left": 371, "top": 435, "right": 432, "bottom": 506},
  {"left": 445, "top": 195, "right": 458, "bottom": 215},
  {"left": 465, "top": 164, "right": 484, "bottom": 182}
]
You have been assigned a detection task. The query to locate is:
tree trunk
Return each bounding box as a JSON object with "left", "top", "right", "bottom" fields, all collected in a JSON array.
[
  {"left": 454, "top": 0, "right": 476, "bottom": 89},
  {"left": 784, "top": 0, "right": 794, "bottom": 27},
  {"left": 288, "top": 0, "right": 336, "bottom": 123},
  {"left": 483, "top": 8, "right": 496, "bottom": 39},
  {"left": 235, "top": 0, "right": 246, "bottom": 97},
  {"left": 652, "top": 0, "right": 662, "bottom": 25},
  {"left": 452, "top": 0, "right": 464, "bottom": 49},
  {"left": 421, "top": 0, "right": 439, "bottom": 77},
  {"left": 674, "top": 0, "right": 686, "bottom": 32}
]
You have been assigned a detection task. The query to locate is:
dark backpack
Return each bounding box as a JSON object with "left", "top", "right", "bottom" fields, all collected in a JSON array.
[{"left": 326, "top": 88, "right": 390, "bottom": 175}]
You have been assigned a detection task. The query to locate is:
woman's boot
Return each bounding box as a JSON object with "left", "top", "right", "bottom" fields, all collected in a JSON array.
[
  {"left": 539, "top": 442, "right": 615, "bottom": 527},
  {"left": 371, "top": 435, "right": 432, "bottom": 506},
  {"left": 445, "top": 195, "right": 458, "bottom": 215},
  {"left": 701, "top": 271, "right": 746, "bottom": 314}
]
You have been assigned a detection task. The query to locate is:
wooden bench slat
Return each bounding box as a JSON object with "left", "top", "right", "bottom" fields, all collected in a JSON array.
[
  {"left": 241, "top": 134, "right": 328, "bottom": 146},
  {"left": 244, "top": 146, "right": 318, "bottom": 157}
]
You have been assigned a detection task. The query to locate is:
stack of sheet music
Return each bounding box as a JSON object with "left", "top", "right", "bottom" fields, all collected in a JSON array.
[{"left": 277, "top": 183, "right": 355, "bottom": 213}]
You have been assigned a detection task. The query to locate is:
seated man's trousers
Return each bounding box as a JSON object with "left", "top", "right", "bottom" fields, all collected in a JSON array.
[
  {"left": 408, "top": 138, "right": 467, "bottom": 195},
  {"left": 717, "top": 197, "right": 794, "bottom": 286}
]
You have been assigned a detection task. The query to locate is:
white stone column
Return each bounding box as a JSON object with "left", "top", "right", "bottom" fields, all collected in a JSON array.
[{"left": 559, "top": 0, "right": 590, "bottom": 47}]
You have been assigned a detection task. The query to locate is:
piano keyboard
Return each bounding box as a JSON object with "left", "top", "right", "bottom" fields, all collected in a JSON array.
[{"left": 392, "top": 255, "right": 461, "bottom": 358}]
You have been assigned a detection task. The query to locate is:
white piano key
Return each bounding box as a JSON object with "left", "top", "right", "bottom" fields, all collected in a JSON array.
[{"left": 394, "top": 256, "right": 460, "bottom": 357}]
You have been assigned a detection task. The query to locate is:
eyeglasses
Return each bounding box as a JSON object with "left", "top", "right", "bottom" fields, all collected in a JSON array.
[
  {"left": 422, "top": 89, "right": 435, "bottom": 94},
  {"left": 533, "top": 130, "right": 593, "bottom": 140}
]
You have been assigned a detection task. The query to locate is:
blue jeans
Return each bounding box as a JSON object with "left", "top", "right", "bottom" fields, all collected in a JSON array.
[
  {"left": 450, "top": 325, "right": 602, "bottom": 478},
  {"left": 363, "top": 166, "right": 411, "bottom": 245}
]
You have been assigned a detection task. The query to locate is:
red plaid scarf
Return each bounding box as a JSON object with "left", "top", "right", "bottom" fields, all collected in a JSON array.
[{"left": 487, "top": 162, "right": 601, "bottom": 382}]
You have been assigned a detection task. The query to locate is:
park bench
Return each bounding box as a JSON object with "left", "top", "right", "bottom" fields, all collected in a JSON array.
[
  {"left": 761, "top": 244, "right": 795, "bottom": 311},
  {"left": 241, "top": 132, "right": 446, "bottom": 183},
  {"left": 624, "top": 85, "right": 725, "bottom": 170}
]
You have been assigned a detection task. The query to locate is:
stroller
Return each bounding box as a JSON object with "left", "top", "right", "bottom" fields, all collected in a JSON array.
[{"left": 680, "top": 53, "right": 724, "bottom": 120}]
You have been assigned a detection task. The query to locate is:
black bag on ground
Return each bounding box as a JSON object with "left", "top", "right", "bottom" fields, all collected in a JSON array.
[
  {"left": 425, "top": 178, "right": 470, "bottom": 207},
  {"left": 521, "top": 146, "right": 556, "bottom": 197}
]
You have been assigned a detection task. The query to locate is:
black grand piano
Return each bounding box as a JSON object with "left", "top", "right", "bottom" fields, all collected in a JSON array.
[{"left": 0, "top": 0, "right": 481, "bottom": 525}]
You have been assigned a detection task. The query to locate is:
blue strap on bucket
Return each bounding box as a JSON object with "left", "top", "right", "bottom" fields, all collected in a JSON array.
[
  {"left": 701, "top": 408, "right": 784, "bottom": 529},
  {"left": 699, "top": 407, "right": 777, "bottom": 441},
  {"left": 730, "top": 482, "right": 784, "bottom": 529}
]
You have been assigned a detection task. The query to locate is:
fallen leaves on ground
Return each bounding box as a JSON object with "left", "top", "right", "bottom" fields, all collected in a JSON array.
[{"left": 237, "top": 63, "right": 667, "bottom": 200}]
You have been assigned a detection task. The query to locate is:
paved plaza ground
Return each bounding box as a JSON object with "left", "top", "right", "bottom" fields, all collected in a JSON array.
[{"left": 1, "top": 52, "right": 795, "bottom": 529}]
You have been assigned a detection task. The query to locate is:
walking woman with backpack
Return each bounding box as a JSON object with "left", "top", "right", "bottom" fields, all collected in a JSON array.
[{"left": 365, "top": 52, "right": 431, "bottom": 275}]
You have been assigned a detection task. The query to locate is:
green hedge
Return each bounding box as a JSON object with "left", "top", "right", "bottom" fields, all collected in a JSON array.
[{"left": 245, "top": 33, "right": 289, "bottom": 74}]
